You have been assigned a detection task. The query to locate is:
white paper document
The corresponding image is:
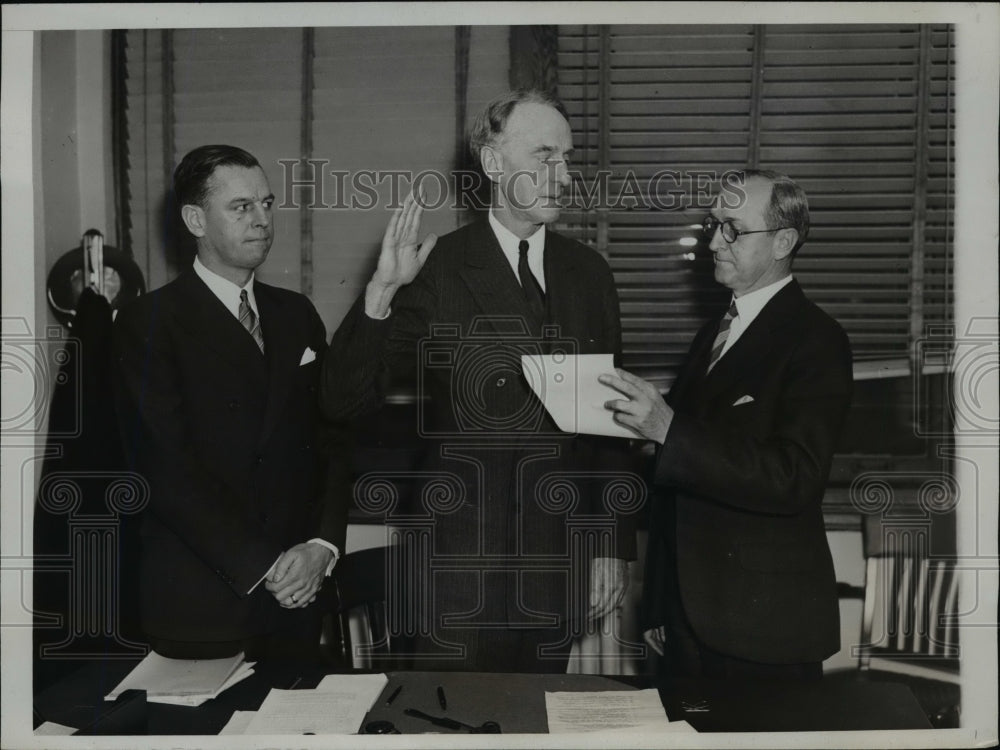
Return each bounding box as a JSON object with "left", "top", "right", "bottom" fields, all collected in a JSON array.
[
  {"left": 315, "top": 672, "right": 389, "bottom": 706},
  {"left": 33, "top": 722, "right": 77, "bottom": 736},
  {"left": 219, "top": 710, "right": 257, "bottom": 735},
  {"left": 104, "top": 651, "right": 254, "bottom": 707},
  {"left": 241, "top": 673, "right": 388, "bottom": 735},
  {"left": 522, "top": 353, "right": 640, "bottom": 439},
  {"left": 545, "top": 689, "right": 690, "bottom": 734}
]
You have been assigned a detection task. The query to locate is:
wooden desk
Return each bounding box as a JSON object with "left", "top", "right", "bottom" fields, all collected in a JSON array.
[{"left": 34, "top": 659, "right": 931, "bottom": 735}]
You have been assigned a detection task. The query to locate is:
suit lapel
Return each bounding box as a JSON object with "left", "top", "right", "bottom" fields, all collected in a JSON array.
[
  {"left": 458, "top": 220, "right": 540, "bottom": 335},
  {"left": 172, "top": 271, "right": 267, "bottom": 380},
  {"left": 699, "top": 280, "right": 805, "bottom": 403},
  {"left": 667, "top": 323, "right": 715, "bottom": 407},
  {"left": 542, "top": 229, "right": 583, "bottom": 337},
  {"left": 254, "top": 282, "right": 299, "bottom": 449}
]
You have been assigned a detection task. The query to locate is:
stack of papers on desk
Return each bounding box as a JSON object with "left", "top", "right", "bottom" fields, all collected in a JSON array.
[
  {"left": 33, "top": 722, "right": 77, "bottom": 736},
  {"left": 105, "top": 651, "right": 255, "bottom": 707},
  {"left": 545, "top": 689, "right": 695, "bottom": 734},
  {"left": 232, "top": 673, "right": 388, "bottom": 735}
]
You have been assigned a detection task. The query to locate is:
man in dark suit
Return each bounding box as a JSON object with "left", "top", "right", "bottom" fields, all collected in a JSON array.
[
  {"left": 322, "top": 90, "right": 638, "bottom": 673},
  {"left": 602, "top": 169, "right": 853, "bottom": 680},
  {"left": 114, "top": 145, "right": 348, "bottom": 661}
]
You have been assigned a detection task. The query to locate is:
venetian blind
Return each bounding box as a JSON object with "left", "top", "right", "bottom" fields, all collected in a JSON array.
[{"left": 557, "top": 24, "right": 954, "bottom": 384}]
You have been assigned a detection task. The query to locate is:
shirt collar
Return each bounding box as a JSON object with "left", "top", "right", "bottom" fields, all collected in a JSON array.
[
  {"left": 193, "top": 255, "right": 258, "bottom": 319},
  {"left": 731, "top": 274, "right": 794, "bottom": 323},
  {"left": 488, "top": 209, "right": 545, "bottom": 259}
]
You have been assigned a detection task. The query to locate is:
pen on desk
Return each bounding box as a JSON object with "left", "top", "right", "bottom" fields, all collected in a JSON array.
[
  {"left": 437, "top": 685, "right": 447, "bottom": 710},
  {"left": 385, "top": 685, "right": 403, "bottom": 706}
]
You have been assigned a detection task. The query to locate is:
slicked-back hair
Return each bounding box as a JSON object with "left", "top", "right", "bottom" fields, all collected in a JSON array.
[
  {"left": 173, "top": 145, "right": 261, "bottom": 209},
  {"left": 468, "top": 89, "right": 569, "bottom": 160},
  {"left": 724, "top": 168, "right": 810, "bottom": 255}
]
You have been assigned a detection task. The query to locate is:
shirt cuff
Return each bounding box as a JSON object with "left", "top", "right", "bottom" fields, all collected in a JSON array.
[{"left": 308, "top": 538, "right": 341, "bottom": 577}]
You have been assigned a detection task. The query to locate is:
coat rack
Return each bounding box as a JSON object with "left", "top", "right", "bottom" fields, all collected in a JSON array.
[{"left": 46, "top": 229, "right": 145, "bottom": 327}]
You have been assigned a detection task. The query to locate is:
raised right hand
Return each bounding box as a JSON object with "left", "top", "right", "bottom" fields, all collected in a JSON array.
[{"left": 365, "top": 190, "right": 437, "bottom": 318}]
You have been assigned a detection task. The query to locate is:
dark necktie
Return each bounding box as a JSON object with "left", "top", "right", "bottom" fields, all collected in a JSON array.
[
  {"left": 238, "top": 289, "right": 265, "bottom": 354},
  {"left": 707, "top": 300, "right": 738, "bottom": 373},
  {"left": 518, "top": 239, "right": 545, "bottom": 321}
]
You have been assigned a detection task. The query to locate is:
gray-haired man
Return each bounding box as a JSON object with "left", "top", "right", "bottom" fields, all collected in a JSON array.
[{"left": 322, "top": 90, "right": 639, "bottom": 673}]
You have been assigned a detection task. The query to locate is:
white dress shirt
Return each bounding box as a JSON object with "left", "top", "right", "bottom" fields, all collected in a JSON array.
[
  {"left": 193, "top": 255, "right": 259, "bottom": 319},
  {"left": 488, "top": 209, "right": 547, "bottom": 292},
  {"left": 718, "top": 274, "right": 794, "bottom": 361},
  {"left": 192, "top": 256, "right": 339, "bottom": 592}
]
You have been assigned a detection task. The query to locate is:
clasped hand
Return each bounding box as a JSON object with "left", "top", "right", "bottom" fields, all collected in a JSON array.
[
  {"left": 599, "top": 368, "right": 674, "bottom": 445},
  {"left": 264, "top": 542, "right": 334, "bottom": 609}
]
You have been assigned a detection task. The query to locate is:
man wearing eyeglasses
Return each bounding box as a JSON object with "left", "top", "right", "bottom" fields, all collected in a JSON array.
[{"left": 601, "top": 169, "right": 853, "bottom": 680}]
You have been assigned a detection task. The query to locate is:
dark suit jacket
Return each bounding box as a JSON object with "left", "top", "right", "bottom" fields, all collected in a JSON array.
[
  {"left": 322, "top": 220, "right": 638, "bottom": 632},
  {"left": 643, "top": 279, "right": 853, "bottom": 664},
  {"left": 113, "top": 270, "right": 348, "bottom": 643}
]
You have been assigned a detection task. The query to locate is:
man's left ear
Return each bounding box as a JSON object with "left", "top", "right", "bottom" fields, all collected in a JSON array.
[{"left": 773, "top": 228, "right": 798, "bottom": 261}]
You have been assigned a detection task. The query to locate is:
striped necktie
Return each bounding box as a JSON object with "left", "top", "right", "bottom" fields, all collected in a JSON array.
[
  {"left": 518, "top": 239, "right": 545, "bottom": 320},
  {"left": 707, "top": 300, "right": 738, "bottom": 373},
  {"left": 238, "top": 289, "right": 265, "bottom": 354}
]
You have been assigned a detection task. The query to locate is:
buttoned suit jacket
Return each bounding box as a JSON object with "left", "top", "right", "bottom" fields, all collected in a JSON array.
[
  {"left": 642, "top": 279, "right": 853, "bottom": 664},
  {"left": 113, "top": 270, "right": 348, "bottom": 643},
  {"left": 322, "top": 220, "right": 639, "bottom": 634}
]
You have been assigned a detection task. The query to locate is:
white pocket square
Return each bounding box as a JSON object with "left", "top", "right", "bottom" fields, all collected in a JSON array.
[
  {"left": 299, "top": 347, "right": 317, "bottom": 366},
  {"left": 733, "top": 395, "right": 755, "bottom": 406}
]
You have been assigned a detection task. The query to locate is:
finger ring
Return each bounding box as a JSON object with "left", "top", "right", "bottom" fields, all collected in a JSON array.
[{"left": 291, "top": 594, "right": 297, "bottom": 603}]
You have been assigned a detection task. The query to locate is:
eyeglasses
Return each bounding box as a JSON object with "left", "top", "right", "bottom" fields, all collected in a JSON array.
[{"left": 702, "top": 215, "right": 789, "bottom": 244}]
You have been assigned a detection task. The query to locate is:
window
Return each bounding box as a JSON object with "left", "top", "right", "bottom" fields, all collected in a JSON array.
[{"left": 557, "top": 24, "right": 954, "bottom": 390}]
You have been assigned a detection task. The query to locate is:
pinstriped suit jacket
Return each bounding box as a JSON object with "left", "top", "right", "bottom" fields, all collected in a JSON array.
[{"left": 323, "top": 220, "right": 639, "bottom": 633}]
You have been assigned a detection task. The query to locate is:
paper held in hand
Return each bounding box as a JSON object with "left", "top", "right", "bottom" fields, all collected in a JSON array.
[
  {"left": 104, "top": 651, "right": 255, "bottom": 707},
  {"left": 521, "top": 353, "right": 639, "bottom": 439}
]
